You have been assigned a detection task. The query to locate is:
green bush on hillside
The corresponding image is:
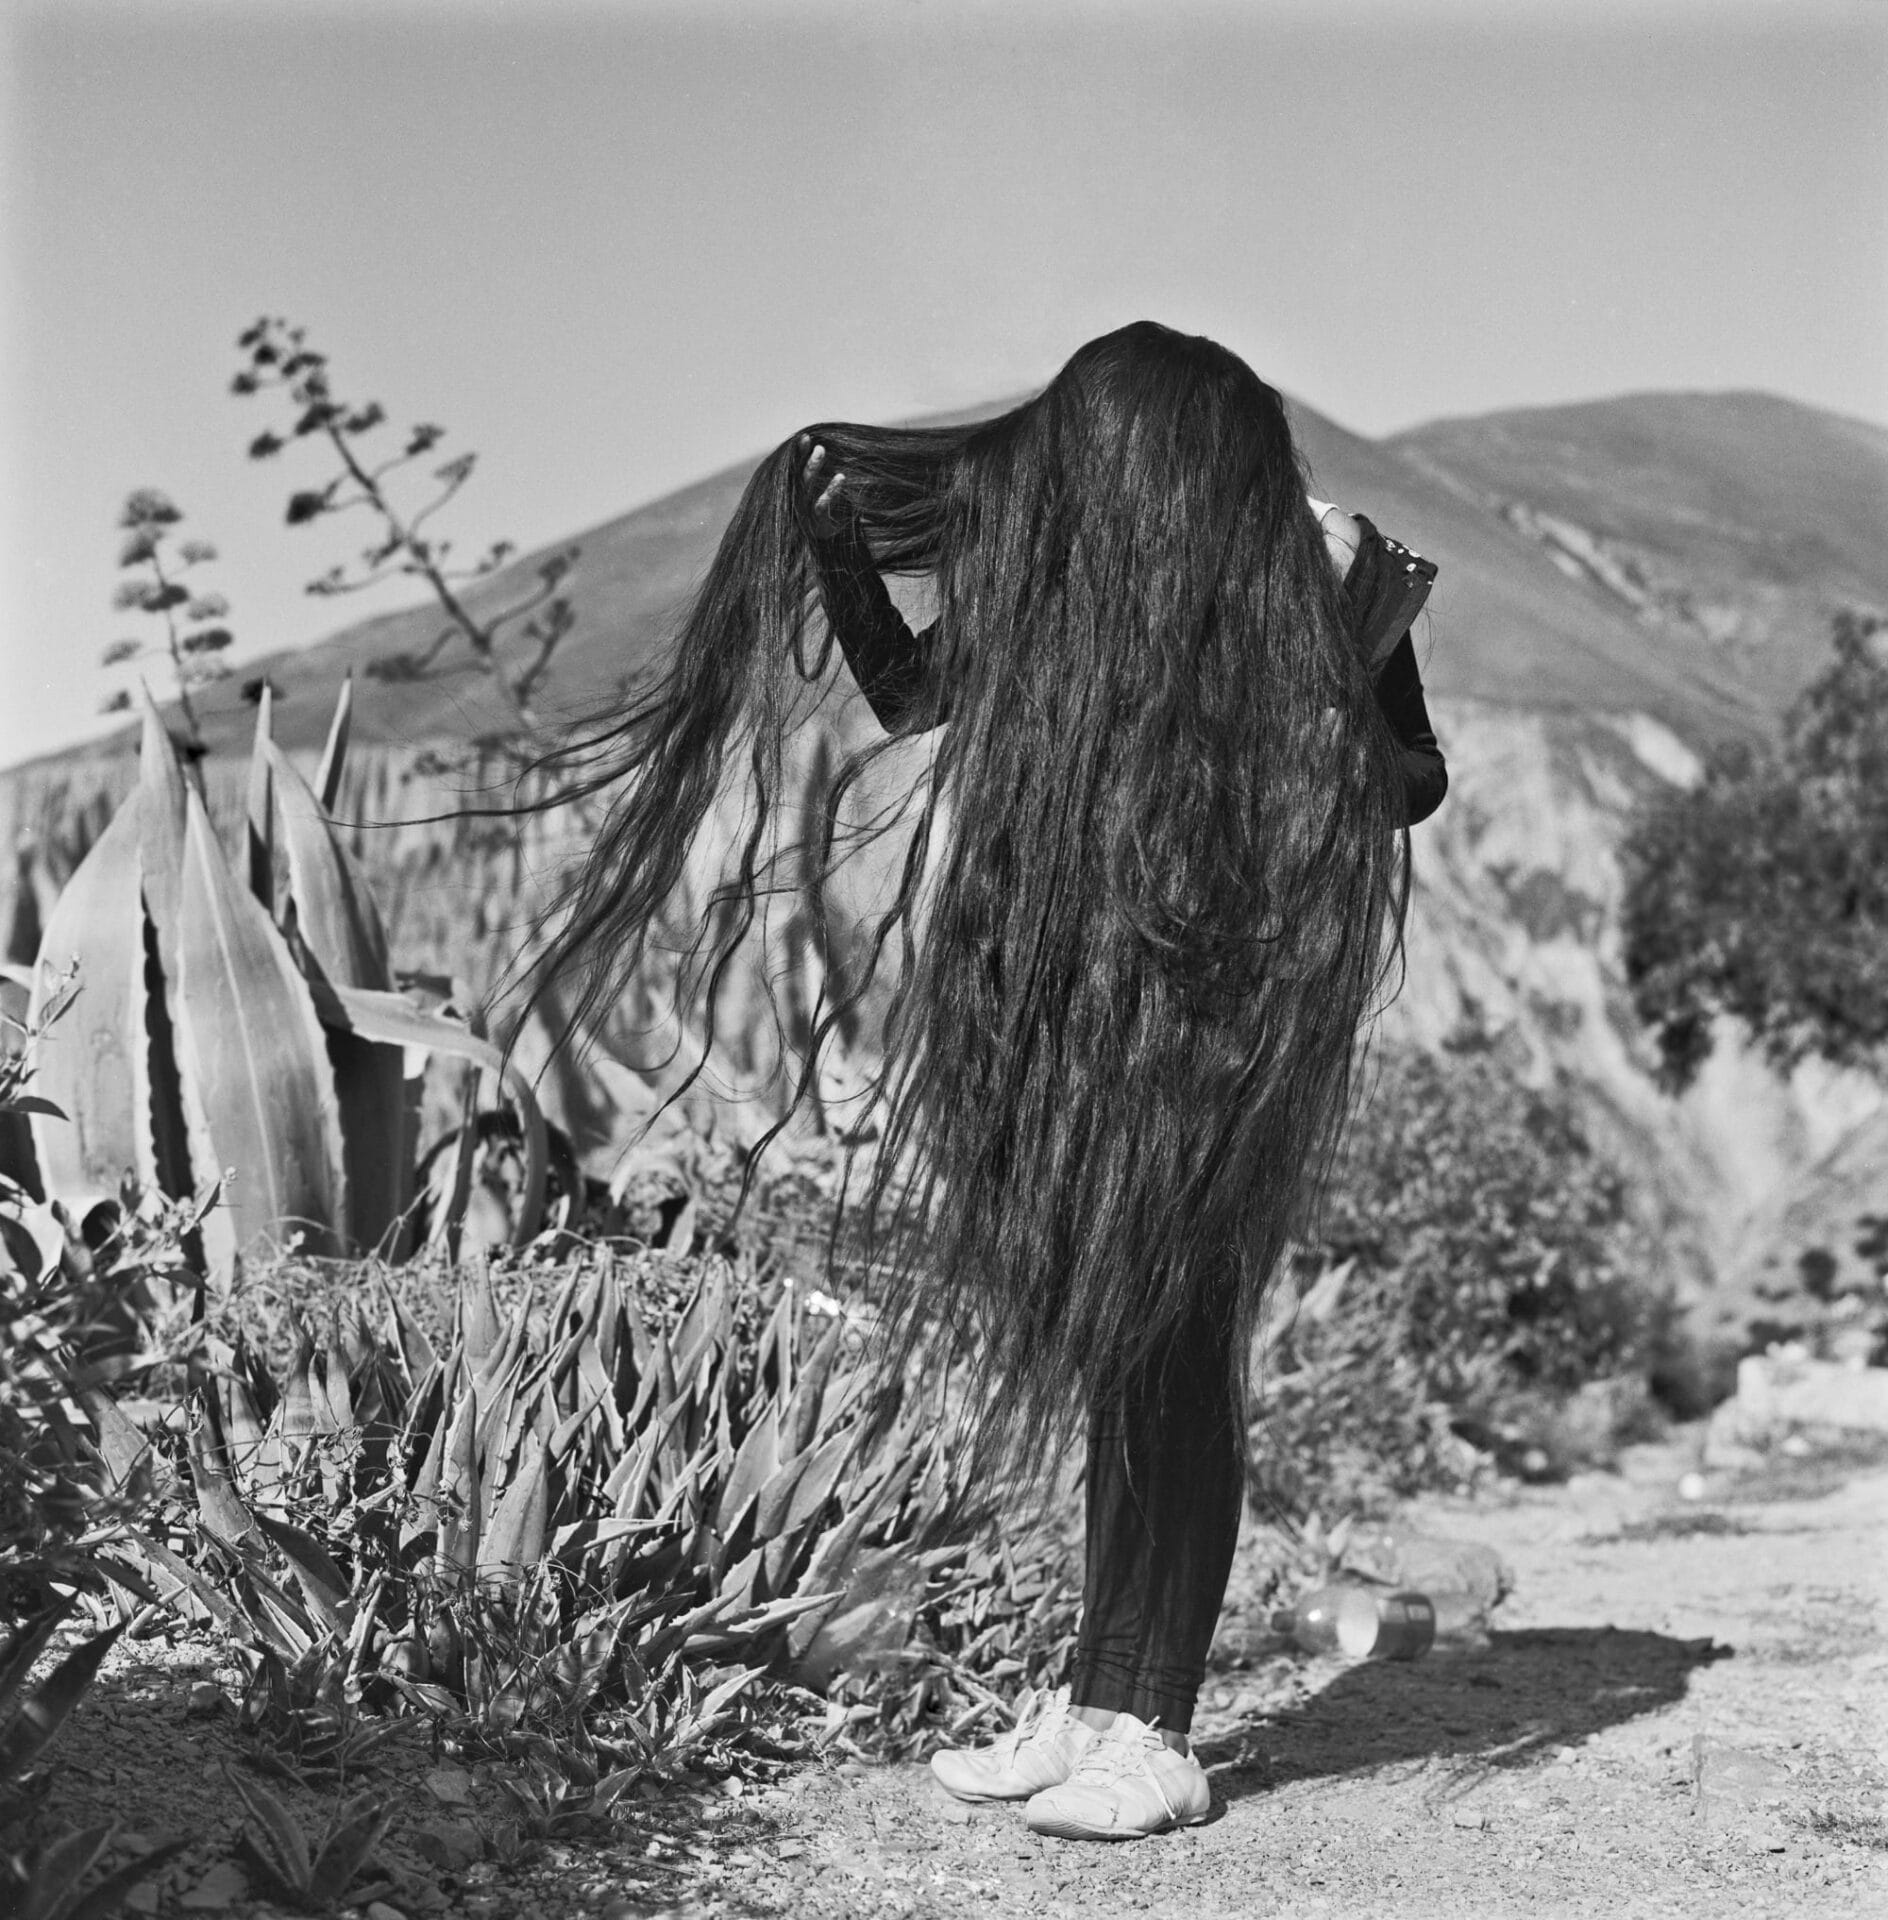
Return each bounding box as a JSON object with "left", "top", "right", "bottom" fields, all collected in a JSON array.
[{"left": 1252, "top": 1040, "right": 1662, "bottom": 1517}]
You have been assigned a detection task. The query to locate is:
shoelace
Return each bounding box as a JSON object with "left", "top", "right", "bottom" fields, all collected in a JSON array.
[
  {"left": 995, "top": 1685, "right": 1070, "bottom": 1764},
  {"left": 1065, "top": 1719, "right": 1183, "bottom": 1821}
]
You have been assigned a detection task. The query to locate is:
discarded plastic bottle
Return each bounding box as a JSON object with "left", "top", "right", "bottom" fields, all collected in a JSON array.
[{"left": 1271, "top": 1584, "right": 1437, "bottom": 1661}]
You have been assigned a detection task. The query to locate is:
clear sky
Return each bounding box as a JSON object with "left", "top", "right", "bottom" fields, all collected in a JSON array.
[{"left": 3, "top": 0, "right": 1884, "bottom": 770}]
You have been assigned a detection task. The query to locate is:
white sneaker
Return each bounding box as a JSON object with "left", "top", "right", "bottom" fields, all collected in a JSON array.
[
  {"left": 929, "top": 1687, "right": 1099, "bottom": 1803},
  {"left": 1024, "top": 1712, "right": 1212, "bottom": 1840}
]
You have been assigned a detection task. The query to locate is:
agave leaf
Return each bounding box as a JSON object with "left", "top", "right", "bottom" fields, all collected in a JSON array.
[
  {"left": 762, "top": 1424, "right": 859, "bottom": 1542},
  {"left": 246, "top": 686, "right": 275, "bottom": 910},
  {"left": 275, "top": 1322, "right": 320, "bottom": 1445},
  {"left": 84, "top": 1551, "right": 163, "bottom": 1609},
  {"left": 57, "top": 1830, "right": 190, "bottom": 1920},
  {"left": 245, "top": 1574, "right": 318, "bottom": 1662},
  {"left": 313, "top": 671, "right": 354, "bottom": 816},
  {"left": 172, "top": 784, "right": 347, "bottom": 1256},
  {"left": 251, "top": 1513, "right": 350, "bottom": 1627},
  {"left": 316, "top": 1324, "right": 354, "bottom": 1432},
  {"left": 783, "top": 1312, "right": 847, "bottom": 1458},
  {"left": 547, "top": 1378, "right": 618, "bottom": 1464},
  {"left": 383, "top": 1284, "right": 438, "bottom": 1383},
  {"left": 436, "top": 1380, "right": 482, "bottom": 1577},
  {"left": 713, "top": 1404, "right": 780, "bottom": 1537},
  {"left": 480, "top": 1670, "right": 533, "bottom": 1737},
  {"left": 311, "top": 981, "right": 546, "bottom": 1245},
  {"left": 186, "top": 1407, "right": 260, "bottom": 1548},
  {"left": 603, "top": 1429, "right": 663, "bottom": 1523},
  {"left": 589, "top": 1767, "right": 644, "bottom": 1816},
  {"left": 132, "top": 696, "right": 227, "bottom": 1237},
  {"left": 307, "top": 1791, "right": 393, "bottom": 1906},
  {"left": 0, "top": 1604, "right": 71, "bottom": 1723},
  {"left": 133, "top": 694, "right": 189, "bottom": 950},
  {"left": 265, "top": 740, "right": 390, "bottom": 991},
  {"left": 692, "top": 1663, "right": 765, "bottom": 1732},
  {"left": 422, "top": 1091, "right": 479, "bottom": 1257},
  {"left": 715, "top": 1545, "right": 764, "bottom": 1609},
  {"left": 262, "top": 740, "right": 411, "bottom": 1257},
  {"left": 478, "top": 1432, "right": 550, "bottom": 1581},
  {"left": 121, "top": 1533, "right": 250, "bottom": 1636},
  {"left": 458, "top": 1261, "right": 503, "bottom": 1375},
  {"left": 26, "top": 807, "right": 144, "bottom": 1210},
  {"left": 549, "top": 1516, "right": 653, "bottom": 1573},
  {"left": 224, "top": 1765, "right": 313, "bottom": 1890},
  {"left": 213, "top": 1366, "right": 272, "bottom": 1497},
  {"left": 0, "top": 1624, "right": 123, "bottom": 1779},
  {"left": 12, "top": 1822, "right": 116, "bottom": 1920},
  {"left": 73, "top": 1387, "right": 151, "bottom": 1493},
  {"left": 386, "top": 1676, "right": 458, "bottom": 1718}
]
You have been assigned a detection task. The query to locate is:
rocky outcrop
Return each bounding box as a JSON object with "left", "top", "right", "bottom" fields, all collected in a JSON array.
[{"left": 1390, "top": 700, "right": 1885, "bottom": 1323}]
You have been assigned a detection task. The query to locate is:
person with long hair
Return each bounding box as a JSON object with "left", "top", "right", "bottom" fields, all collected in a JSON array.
[{"left": 524, "top": 320, "right": 1446, "bottom": 1841}]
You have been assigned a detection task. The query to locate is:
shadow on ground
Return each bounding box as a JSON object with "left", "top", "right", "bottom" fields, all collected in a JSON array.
[{"left": 1196, "top": 1626, "right": 1730, "bottom": 1803}]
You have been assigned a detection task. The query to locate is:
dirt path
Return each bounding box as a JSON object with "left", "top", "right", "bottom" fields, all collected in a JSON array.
[{"left": 22, "top": 1433, "right": 1887, "bottom": 1919}]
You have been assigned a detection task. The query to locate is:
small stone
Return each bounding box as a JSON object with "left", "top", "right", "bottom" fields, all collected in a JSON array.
[
  {"left": 365, "top": 1905, "right": 407, "bottom": 1920},
  {"left": 178, "top": 1862, "right": 247, "bottom": 1911},
  {"left": 1678, "top": 1472, "right": 1709, "bottom": 1501},
  {"left": 717, "top": 1775, "right": 745, "bottom": 1798},
  {"left": 1451, "top": 1806, "right": 1488, "bottom": 1829},
  {"left": 185, "top": 1680, "right": 224, "bottom": 1716},
  {"left": 938, "top": 1798, "right": 973, "bottom": 1825},
  {"left": 776, "top": 1839, "right": 808, "bottom": 1859},
  {"left": 425, "top": 1764, "right": 475, "bottom": 1804},
  {"left": 409, "top": 1819, "right": 483, "bottom": 1871}
]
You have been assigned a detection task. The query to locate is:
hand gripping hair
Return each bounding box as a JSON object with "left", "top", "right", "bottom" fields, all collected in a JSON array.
[{"left": 518, "top": 321, "right": 1411, "bottom": 1470}]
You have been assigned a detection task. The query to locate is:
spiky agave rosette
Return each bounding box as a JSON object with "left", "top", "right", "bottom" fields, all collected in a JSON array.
[{"left": 96, "top": 1249, "right": 1059, "bottom": 1769}]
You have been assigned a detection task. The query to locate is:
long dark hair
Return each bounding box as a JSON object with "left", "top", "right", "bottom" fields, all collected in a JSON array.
[{"left": 522, "top": 321, "right": 1410, "bottom": 1463}]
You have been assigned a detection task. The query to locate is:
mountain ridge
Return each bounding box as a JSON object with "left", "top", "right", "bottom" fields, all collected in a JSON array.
[{"left": 10, "top": 386, "right": 1881, "bottom": 781}]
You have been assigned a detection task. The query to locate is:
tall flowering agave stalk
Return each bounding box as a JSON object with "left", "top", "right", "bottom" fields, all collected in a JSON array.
[{"left": 21, "top": 681, "right": 544, "bottom": 1265}]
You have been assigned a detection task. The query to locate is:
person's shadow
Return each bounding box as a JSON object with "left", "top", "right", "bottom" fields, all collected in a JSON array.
[{"left": 1194, "top": 1627, "right": 1731, "bottom": 1805}]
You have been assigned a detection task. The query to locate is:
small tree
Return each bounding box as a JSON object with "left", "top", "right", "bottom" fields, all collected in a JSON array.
[
  {"left": 1621, "top": 611, "right": 1888, "bottom": 1091},
  {"left": 233, "top": 317, "right": 577, "bottom": 738},
  {"left": 98, "top": 490, "right": 234, "bottom": 751}
]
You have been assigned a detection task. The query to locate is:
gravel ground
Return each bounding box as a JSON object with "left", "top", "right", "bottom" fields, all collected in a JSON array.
[{"left": 15, "top": 1429, "right": 1886, "bottom": 1920}]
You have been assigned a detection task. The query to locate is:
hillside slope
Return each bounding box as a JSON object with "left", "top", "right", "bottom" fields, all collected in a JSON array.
[{"left": 1390, "top": 392, "right": 1888, "bottom": 719}]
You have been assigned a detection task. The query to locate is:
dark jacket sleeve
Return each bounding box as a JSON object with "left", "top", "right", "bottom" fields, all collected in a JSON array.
[
  {"left": 1344, "top": 515, "right": 1448, "bottom": 826},
  {"left": 809, "top": 519, "right": 942, "bottom": 736}
]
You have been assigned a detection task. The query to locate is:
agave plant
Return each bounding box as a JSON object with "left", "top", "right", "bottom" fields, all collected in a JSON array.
[
  {"left": 21, "top": 680, "right": 545, "bottom": 1267},
  {"left": 113, "top": 1254, "right": 980, "bottom": 1777}
]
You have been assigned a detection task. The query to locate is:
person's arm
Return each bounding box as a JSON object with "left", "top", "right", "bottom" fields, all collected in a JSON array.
[
  {"left": 1331, "top": 507, "right": 1448, "bottom": 826},
  {"left": 800, "top": 437, "right": 943, "bottom": 736},
  {"left": 1372, "top": 631, "right": 1448, "bottom": 825}
]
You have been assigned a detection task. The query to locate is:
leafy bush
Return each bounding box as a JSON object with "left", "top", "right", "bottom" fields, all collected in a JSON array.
[
  {"left": 1, "top": 979, "right": 208, "bottom": 1619},
  {"left": 1252, "top": 1040, "right": 1662, "bottom": 1516},
  {"left": 1622, "top": 610, "right": 1888, "bottom": 1090}
]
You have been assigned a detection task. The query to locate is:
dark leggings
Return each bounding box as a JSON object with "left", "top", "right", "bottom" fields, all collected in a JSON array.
[{"left": 1067, "top": 1316, "right": 1245, "bottom": 1736}]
